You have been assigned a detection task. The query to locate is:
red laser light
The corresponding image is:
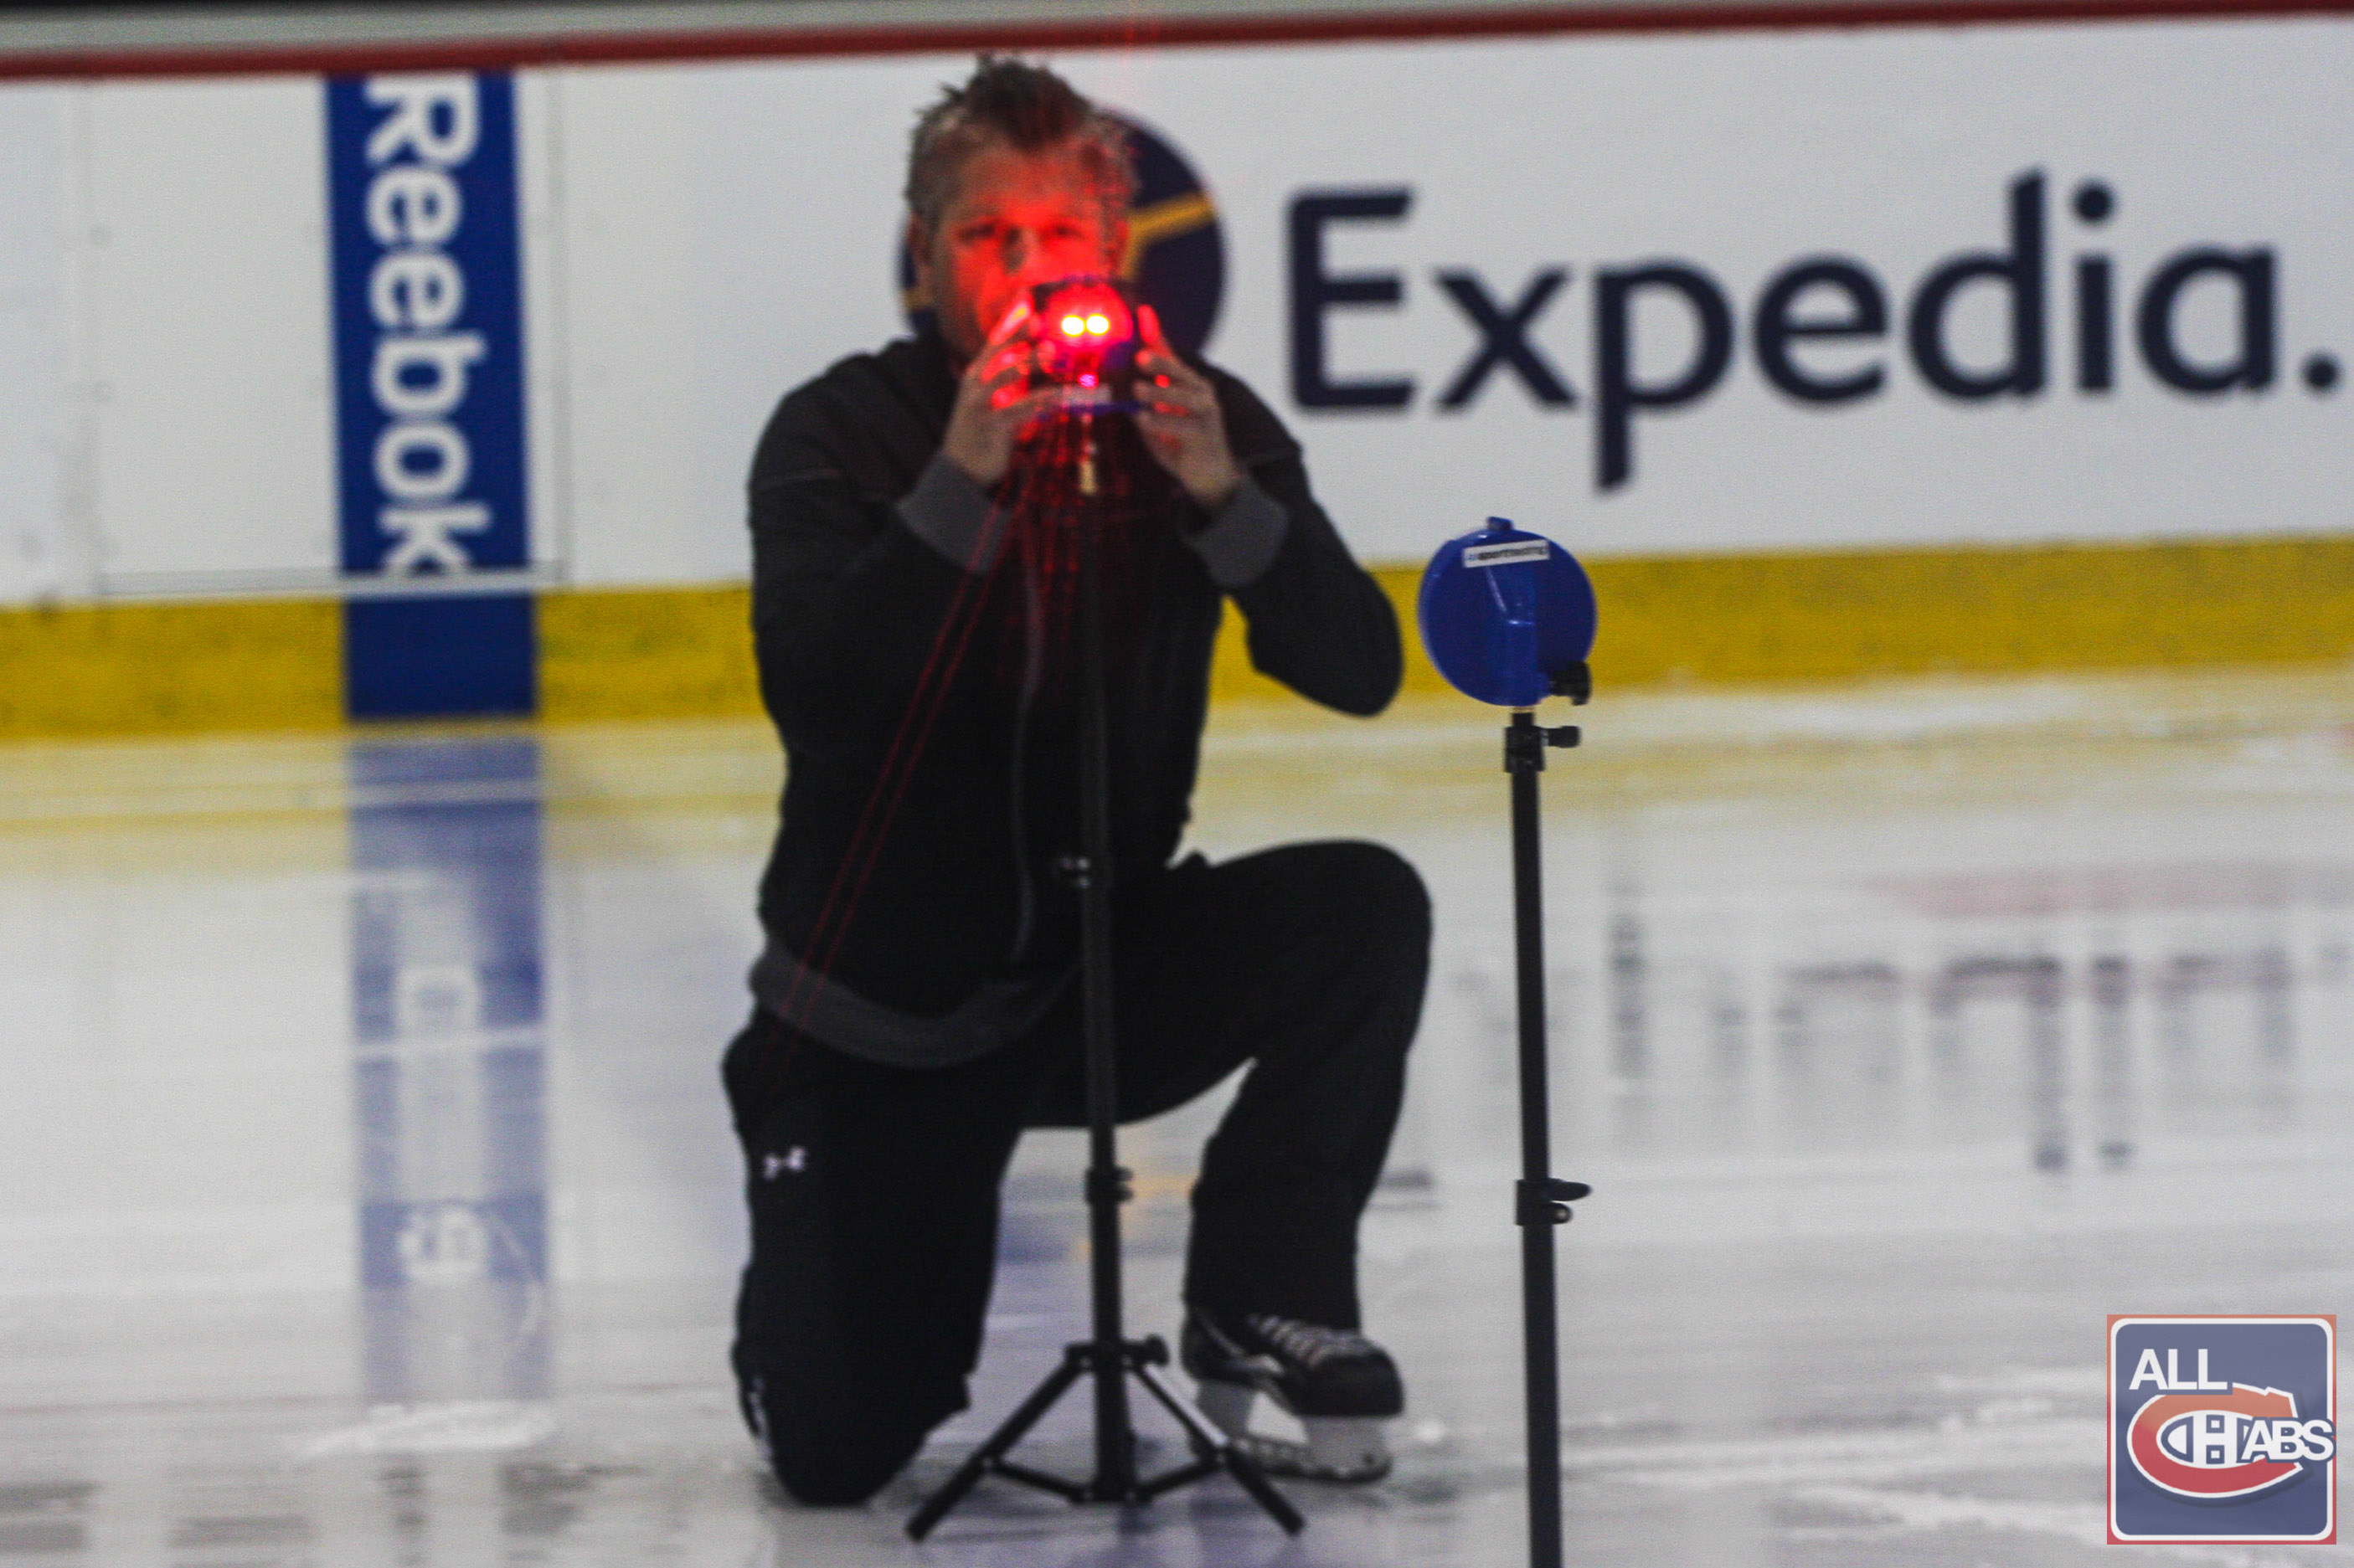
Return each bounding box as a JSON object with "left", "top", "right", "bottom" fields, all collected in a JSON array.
[{"left": 1028, "top": 275, "right": 1140, "bottom": 408}]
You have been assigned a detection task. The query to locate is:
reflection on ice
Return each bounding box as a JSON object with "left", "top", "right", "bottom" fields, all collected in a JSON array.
[{"left": 348, "top": 737, "right": 551, "bottom": 1406}]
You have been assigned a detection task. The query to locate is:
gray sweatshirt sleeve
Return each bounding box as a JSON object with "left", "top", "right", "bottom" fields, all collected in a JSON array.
[
  {"left": 1180, "top": 473, "right": 1290, "bottom": 590},
  {"left": 895, "top": 453, "right": 1006, "bottom": 573}
]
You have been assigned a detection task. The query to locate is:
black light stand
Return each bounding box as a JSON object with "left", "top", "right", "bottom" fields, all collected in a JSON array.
[
  {"left": 907, "top": 415, "right": 1304, "bottom": 1541},
  {"left": 1503, "top": 669, "right": 1594, "bottom": 1568}
]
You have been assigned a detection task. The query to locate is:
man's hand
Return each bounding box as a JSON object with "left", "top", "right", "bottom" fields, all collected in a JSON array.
[
  {"left": 1135, "top": 305, "right": 1241, "bottom": 512},
  {"left": 941, "top": 299, "right": 1057, "bottom": 490}
]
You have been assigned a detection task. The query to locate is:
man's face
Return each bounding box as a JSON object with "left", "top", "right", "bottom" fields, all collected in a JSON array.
[{"left": 912, "top": 137, "right": 1126, "bottom": 362}]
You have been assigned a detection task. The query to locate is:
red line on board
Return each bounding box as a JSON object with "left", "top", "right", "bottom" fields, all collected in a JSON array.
[{"left": 5, "top": 0, "right": 2354, "bottom": 82}]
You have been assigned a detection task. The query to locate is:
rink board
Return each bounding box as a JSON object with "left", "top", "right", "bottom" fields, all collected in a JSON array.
[{"left": 2, "top": 10, "right": 2351, "bottom": 729}]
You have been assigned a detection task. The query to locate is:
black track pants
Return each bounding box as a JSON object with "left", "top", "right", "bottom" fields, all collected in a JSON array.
[{"left": 723, "top": 840, "right": 1430, "bottom": 1506}]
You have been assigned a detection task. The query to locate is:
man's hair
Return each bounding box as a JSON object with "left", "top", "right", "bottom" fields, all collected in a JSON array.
[{"left": 904, "top": 56, "right": 1136, "bottom": 234}]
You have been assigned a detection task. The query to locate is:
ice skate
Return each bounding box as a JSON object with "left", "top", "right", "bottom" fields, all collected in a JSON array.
[{"left": 1182, "top": 1308, "right": 1402, "bottom": 1483}]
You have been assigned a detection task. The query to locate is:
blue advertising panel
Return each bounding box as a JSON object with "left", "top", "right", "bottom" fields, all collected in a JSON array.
[{"left": 325, "top": 71, "right": 534, "bottom": 718}]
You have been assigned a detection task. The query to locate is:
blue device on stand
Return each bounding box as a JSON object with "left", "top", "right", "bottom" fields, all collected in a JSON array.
[
  {"left": 1418, "top": 517, "right": 1597, "bottom": 707},
  {"left": 1419, "top": 515, "right": 1594, "bottom": 1568}
]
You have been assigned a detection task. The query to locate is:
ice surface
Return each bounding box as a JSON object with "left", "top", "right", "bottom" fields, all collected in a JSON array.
[{"left": 3, "top": 666, "right": 2350, "bottom": 1565}]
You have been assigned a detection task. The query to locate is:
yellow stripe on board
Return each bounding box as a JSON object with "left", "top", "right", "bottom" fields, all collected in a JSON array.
[
  {"left": 1578, "top": 532, "right": 2354, "bottom": 687},
  {"left": 1212, "top": 532, "right": 2354, "bottom": 704},
  {"left": 0, "top": 597, "right": 343, "bottom": 739},
  {"left": 6, "top": 532, "right": 2353, "bottom": 739},
  {"left": 538, "top": 584, "right": 762, "bottom": 723}
]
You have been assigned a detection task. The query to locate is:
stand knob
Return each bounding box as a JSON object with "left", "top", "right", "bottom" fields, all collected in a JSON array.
[
  {"left": 1515, "top": 1177, "right": 1593, "bottom": 1226},
  {"left": 1551, "top": 661, "right": 1594, "bottom": 705},
  {"left": 1502, "top": 724, "right": 1580, "bottom": 774}
]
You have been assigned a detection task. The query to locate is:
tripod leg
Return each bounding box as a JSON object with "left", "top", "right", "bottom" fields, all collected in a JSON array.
[
  {"left": 907, "top": 1349, "right": 1089, "bottom": 1540},
  {"left": 1133, "top": 1361, "right": 1306, "bottom": 1535},
  {"left": 1132, "top": 1360, "right": 1225, "bottom": 1457}
]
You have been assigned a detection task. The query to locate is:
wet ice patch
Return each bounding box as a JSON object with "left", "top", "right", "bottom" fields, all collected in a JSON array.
[
  {"left": 293, "top": 1400, "right": 554, "bottom": 1457},
  {"left": 1933, "top": 1365, "right": 2106, "bottom": 1398},
  {"left": 1790, "top": 1485, "right": 2306, "bottom": 1566},
  {"left": 1574, "top": 1415, "right": 2098, "bottom": 1490},
  {"left": 1794, "top": 1484, "right": 2105, "bottom": 1546}
]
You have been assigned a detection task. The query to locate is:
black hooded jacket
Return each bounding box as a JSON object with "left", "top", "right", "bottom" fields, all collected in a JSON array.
[{"left": 745, "top": 326, "right": 1400, "bottom": 1062}]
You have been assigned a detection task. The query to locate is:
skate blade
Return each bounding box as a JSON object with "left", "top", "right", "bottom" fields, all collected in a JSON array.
[
  {"left": 1192, "top": 1384, "right": 1392, "bottom": 1483},
  {"left": 1233, "top": 1425, "right": 1393, "bottom": 1484}
]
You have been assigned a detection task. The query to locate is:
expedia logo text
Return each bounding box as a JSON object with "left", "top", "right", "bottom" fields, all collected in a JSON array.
[{"left": 1289, "top": 173, "right": 2337, "bottom": 492}]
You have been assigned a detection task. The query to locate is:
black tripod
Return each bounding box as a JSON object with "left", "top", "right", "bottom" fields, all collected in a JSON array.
[
  {"left": 907, "top": 417, "right": 1303, "bottom": 1541},
  {"left": 1502, "top": 669, "right": 1594, "bottom": 1568}
]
